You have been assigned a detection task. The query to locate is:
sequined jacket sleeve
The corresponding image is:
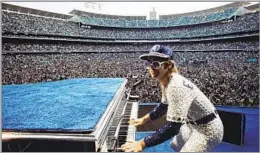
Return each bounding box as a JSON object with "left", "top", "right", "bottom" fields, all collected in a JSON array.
[
  {"left": 144, "top": 121, "right": 182, "bottom": 147},
  {"left": 149, "top": 103, "right": 168, "bottom": 121}
]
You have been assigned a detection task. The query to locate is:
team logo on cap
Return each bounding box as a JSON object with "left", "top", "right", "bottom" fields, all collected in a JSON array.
[{"left": 150, "top": 45, "right": 161, "bottom": 52}]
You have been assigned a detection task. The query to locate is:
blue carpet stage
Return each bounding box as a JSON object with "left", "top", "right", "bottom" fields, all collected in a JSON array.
[
  {"left": 2, "top": 78, "right": 125, "bottom": 132},
  {"left": 136, "top": 106, "right": 259, "bottom": 152}
]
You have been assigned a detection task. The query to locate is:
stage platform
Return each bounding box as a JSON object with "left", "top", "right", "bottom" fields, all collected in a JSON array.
[{"left": 136, "top": 106, "right": 259, "bottom": 152}]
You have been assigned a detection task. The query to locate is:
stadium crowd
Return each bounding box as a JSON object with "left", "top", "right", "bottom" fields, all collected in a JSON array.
[
  {"left": 1, "top": 8, "right": 259, "bottom": 108},
  {"left": 77, "top": 7, "right": 234, "bottom": 27},
  {"left": 2, "top": 11, "right": 259, "bottom": 39},
  {"left": 3, "top": 32, "right": 258, "bottom": 43},
  {"left": 2, "top": 51, "right": 259, "bottom": 107},
  {"left": 2, "top": 40, "right": 259, "bottom": 53}
]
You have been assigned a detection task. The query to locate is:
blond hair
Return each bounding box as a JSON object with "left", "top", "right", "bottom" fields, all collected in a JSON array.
[{"left": 161, "top": 60, "right": 179, "bottom": 95}]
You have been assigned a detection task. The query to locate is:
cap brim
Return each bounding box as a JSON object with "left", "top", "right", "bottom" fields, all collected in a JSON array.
[{"left": 139, "top": 52, "right": 170, "bottom": 61}]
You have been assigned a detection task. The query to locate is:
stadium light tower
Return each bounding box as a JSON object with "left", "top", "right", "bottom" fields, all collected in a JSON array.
[{"left": 84, "top": 2, "right": 102, "bottom": 11}]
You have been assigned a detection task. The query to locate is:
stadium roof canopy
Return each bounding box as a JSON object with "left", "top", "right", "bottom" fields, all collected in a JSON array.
[
  {"left": 68, "top": 2, "right": 250, "bottom": 21},
  {"left": 2, "top": 3, "right": 72, "bottom": 19},
  {"left": 159, "top": 2, "right": 249, "bottom": 19},
  {"left": 229, "top": 6, "right": 250, "bottom": 18},
  {"left": 69, "top": 9, "right": 146, "bottom": 20},
  {"left": 67, "top": 15, "right": 83, "bottom": 23},
  {"left": 245, "top": 2, "right": 260, "bottom": 11}
]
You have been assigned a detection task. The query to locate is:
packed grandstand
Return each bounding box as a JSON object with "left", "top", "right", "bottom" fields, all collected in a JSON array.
[{"left": 2, "top": 2, "right": 259, "bottom": 107}]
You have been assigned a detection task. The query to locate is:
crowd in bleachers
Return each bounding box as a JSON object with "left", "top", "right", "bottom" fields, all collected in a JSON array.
[
  {"left": 76, "top": 11, "right": 146, "bottom": 21},
  {"left": 2, "top": 11, "right": 259, "bottom": 40},
  {"left": 163, "top": 7, "right": 235, "bottom": 26},
  {"left": 75, "top": 8, "right": 235, "bottom": 27},
  {"left": 3, "top": 32, "right": 258, "bottom": 42},
  {"left": 2, "top": 50, "right": 259, "bottom": 107},
  {"left": 1, "top": 7, "right": 259, "bottom": 108},
  {"left": 3, "top": 41, "right": 259, "bottom": 53}
]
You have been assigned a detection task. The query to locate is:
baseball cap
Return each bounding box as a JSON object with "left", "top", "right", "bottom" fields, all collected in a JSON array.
[{"left": 139, "top": 44, "right": 173, "bottom": 61}]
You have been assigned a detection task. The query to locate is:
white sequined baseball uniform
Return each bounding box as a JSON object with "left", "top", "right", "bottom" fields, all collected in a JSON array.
[{"left": 161, "top": 73, "right": 224, "bottom": 152}]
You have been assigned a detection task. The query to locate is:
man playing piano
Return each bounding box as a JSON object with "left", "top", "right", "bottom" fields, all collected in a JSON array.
[{"left": 121, "top": 44, "right": 224, "bottom": 152}]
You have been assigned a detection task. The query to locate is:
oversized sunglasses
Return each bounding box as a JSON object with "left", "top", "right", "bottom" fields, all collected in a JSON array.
[{"left": 145, "top": 61, "right": 168, "bottom": 69}]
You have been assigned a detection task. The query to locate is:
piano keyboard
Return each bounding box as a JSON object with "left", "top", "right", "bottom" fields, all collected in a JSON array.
[
  {"left": 106, "top": 101, "right": 138, "bottom": 152},
  {"left": 105, "top": 99, "right": 127, "bottom": 152}
]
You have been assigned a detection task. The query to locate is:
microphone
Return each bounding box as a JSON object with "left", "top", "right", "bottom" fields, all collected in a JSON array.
[{"left": 132, "top": 80, "right": 144, "bottom": 88}]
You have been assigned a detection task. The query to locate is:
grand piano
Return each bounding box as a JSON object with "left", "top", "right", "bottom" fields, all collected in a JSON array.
[{"left": 2, "top": 78, "right": 139, "bottom": 152}]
